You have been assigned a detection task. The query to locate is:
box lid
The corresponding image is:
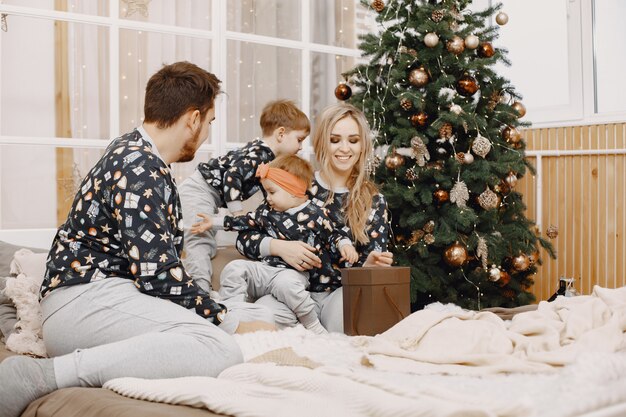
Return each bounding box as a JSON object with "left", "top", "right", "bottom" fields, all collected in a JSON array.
[{"left": 341, "top": 266, "right": 410, "bottom": 285}]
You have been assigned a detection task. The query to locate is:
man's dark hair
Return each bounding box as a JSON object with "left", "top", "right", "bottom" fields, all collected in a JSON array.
[{"left": 144, "top": 61, "right": 222, "bottom": 129}]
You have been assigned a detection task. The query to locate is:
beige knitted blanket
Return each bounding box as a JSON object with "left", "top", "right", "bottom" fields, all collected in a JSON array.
[{"left": 105, "top": 286, "right": 626, "bottom": 417}]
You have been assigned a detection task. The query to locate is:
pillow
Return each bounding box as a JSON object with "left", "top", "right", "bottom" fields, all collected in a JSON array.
[
  {"left": 10, "top": 249, "right": 48, "bottom": 283},
  {"left": 0, "top": 241, "right": 48, "bottom": 342},
  {"left": 0, "top": 277, "right": 18, "bottom": 342},
  {"left": 0, "top": 240, "right": 47, "bottom": 277},
  {"left": 3, "top": 249, "right": 48, "bottom": 357}
]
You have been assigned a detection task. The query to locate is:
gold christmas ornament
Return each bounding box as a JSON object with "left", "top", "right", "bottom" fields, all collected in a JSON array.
[
  {"left": 456, "top": 74, "right": 479, "bottom": 96},
  {"left": 410, "top": 111, "right": 430, "bottom": 129},
  {"left": 488, "top": 265, "right": 501, "bottom": 281},
  {"left": 502, "top": 126, "right": 522, "bottom": 144},
  {"left": 463, "top": 152, "right": 474, "bottom": 164},
  {"left": 334, "top": 83, "right": 352, "bottom": 101},
  {"left": 455, "top": 152, "right": 465, "bottom": 163},
  {"left": 408, "top": 67, "right": 429, "bottom": 87},
  {"left": 423, "top": 220, "right": 435, "bottom": 233},
  {"left": 505, "top": 171, "right": 518, "bottom": 188},
  {"left": 439, "top": 122, "right": 454, "bottom": 139},
  {"left": 511, "top": 101, "right": 527, "bottom": 117},
  {"left": 498, "top": 271, "right": 511, "bottom": 286},
  {"left": 495, "top": 179, "right": 511, "bottom": 194},
  {"left": 385, "top": 152, "right": 405, "bottom": 170},
  {"left": 546, "top": 224, "right": 559, "bottom": 239},
  {"left": 431, "top": 9, "right": 445, "bottom": 22},
  {"left": 529, "top": 250, "right": 540, "bottom": 264},
  {"left": 434, "top": 189, "right": 449, "bottom": 204},
  {"left": 472, "top": 135, "right": 492, "bottom": 158},
  {"left": 400, "top": 97, "right": 413, "bottom": 111},
  {"left": 424, "top": 234, "right": 435, "bottom": 245},
  {"left": 444, "top": 242, "right": 469, "bottom": 267},
  {"left": 371, "top": 0, "right": 385, "bottom": 12},
  {"left": 477, "top": 42, "right": 495, "bottom": 58},
  {"left": 424, "top": 32, "right": 440, "bottom": 47},
  {"left": 478, "top": 187, "right": 499, "bottom": 210},
  {"left": 495, "top": 11, "right": 509, "bottom": 25},
  {"left": 446, "top": 36, "right": 465, "bottom": 55},
  {"left": 512, "top": 253, "right": 530, "bottom": 271},
  {"left": 464, "top": 34, "right": 479, "bottom": 49}
]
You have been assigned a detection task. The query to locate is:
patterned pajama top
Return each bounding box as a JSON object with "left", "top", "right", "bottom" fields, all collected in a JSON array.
[
  {"left": 226, "top": 201, "right": 352, "bottom": 292},
  {"left": 236, "top": 172, "right": 390, "bottom": 292},
  {"left": 41, "top": 128, "right": 226, "bottom": 323},
  {"left": 196, "top": 139, "right": 275, "bottom": 213}
]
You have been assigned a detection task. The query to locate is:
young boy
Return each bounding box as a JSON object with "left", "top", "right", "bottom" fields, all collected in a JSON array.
[
  {"left": 192, "top": 155, "right": 358, "bottom": 334},
  {"left": 179, "top": 100, "right": 310, "bottom": 294}
]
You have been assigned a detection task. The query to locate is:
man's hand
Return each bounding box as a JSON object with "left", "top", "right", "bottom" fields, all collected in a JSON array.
[{"left": 235, "top": 320, "right": 277, "bottom": 334}]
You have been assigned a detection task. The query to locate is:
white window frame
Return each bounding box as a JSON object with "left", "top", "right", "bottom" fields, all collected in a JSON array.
[{"left": 0, "top": 0, "right": 361, "bottom": 158}]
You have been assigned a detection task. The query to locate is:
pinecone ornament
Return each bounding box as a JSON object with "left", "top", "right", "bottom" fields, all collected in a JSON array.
[
  {"left": 371, "top": 0, "right": 385, "bottom": 12},
  {"left": 406, "top": 167, "right": 419, "bottom": 181},
  {"left": 487, "top": 91, "right": 501, "bottom": 111},
  {"left": 439, "top": 122, "right": 453, "bottom": 139},
  {"left": 431, "top": 9, "right": 445, "bottom": 22},
  {"left": 400, "top": 98, "right": 413, "bottom": 111}
]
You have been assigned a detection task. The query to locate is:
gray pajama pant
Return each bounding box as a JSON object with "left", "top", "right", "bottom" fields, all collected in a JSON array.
[
  {"left": 255, "top": 288, "right": 344, "bottom": 333},
  {"left": 178, "top": 169, "right": 221, "bottom": 293},
  {"left": 41, "top": 278, "right": 274, "bottom": 389},
  {"left": 219, "top": 260, "right": 320, "bottom": 328}
]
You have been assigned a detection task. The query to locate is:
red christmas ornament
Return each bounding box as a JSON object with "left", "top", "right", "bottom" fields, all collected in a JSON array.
[
  {"left": 456, "top": 74, "right": 479, "bottom": 96},
  {"left": 334, "top": 83, "right": 352, "bottom": 101},
  {"left": 433, "top": 189, "right": 449, "bottom": 204},
  {"left": 410, "top": 111, "right": 430, "bottom": 129},
  {"left": 477, "top": 42, "right": 495, "bottom": 58}
]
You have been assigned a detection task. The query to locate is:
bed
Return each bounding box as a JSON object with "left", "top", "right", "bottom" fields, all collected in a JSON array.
[{"left": 1, "top": 228, "right": 626, "bottom": 417}]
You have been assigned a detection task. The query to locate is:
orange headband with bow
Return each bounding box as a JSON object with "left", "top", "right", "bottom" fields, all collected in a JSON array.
[{"left": 256, "top": 163, "right": 308, "bottom": 198}]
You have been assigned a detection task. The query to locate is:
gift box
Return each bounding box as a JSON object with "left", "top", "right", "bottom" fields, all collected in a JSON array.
[{"left": 341, "top": 267, "right": 410, "bottom": 336}]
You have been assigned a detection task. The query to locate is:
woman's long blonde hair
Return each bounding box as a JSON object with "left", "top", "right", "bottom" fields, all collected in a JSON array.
[{"left": 312, "top": 103, "right": 378, "bottom": 245}]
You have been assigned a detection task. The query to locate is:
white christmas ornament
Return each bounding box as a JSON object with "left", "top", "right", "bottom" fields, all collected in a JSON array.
[
  {"left": 424, "top": 32, "right": 439, "bottom": 47},
  {"left": 464, "top": 34, "right": 479, "bottom": 49}
]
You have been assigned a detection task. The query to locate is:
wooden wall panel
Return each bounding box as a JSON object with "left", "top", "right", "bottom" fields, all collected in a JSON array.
[{"left": 519, "top": 123, "right": 626, "bottom": 302}]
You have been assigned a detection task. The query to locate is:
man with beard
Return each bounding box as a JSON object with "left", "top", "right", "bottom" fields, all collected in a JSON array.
[{"left": 0, "top": 61, "right": 274, "bottom": 417}]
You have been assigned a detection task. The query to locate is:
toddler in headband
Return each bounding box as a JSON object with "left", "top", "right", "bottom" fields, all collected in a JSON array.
[{"left": 192, "top": 154, "right": 357, "bottom": 334}]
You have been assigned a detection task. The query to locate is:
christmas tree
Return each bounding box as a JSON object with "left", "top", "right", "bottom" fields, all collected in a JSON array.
[{"left": 343, "top": 0, "right": 555, "bottom": 310}]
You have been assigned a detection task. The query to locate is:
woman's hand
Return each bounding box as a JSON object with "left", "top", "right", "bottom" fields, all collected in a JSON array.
[
  {"left": 270, "top": 239, "right": 321, "bottom": 271},
  {"left": 190, "top": 213, "right": 213, "bottom": 234},
  {"left": 363, "top": 251, "right": 394, "bottom": 267},
  {"left": 339, "top": 244, "right": 359, "bottom": 264}
]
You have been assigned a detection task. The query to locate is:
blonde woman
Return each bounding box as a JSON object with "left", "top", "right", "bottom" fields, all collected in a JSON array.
[{"left": 236, "top": 103, "right": 393, "bottom": 332}]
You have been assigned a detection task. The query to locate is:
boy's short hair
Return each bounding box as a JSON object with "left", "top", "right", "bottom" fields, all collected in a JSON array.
[
  {"left": 268, "top": 154, "right": 314, "bottom": 187},
  {"left": 260, "top": 100, "right": 310, "bottom": 137},
  {"left": 144, "top": 61, "right": 221, "bottom": 129}
]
